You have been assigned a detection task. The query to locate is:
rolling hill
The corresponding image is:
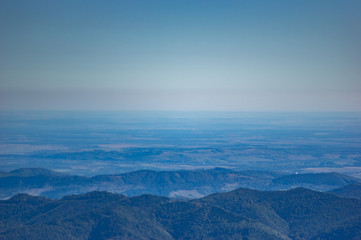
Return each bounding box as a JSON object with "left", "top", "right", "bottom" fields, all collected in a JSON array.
[
  {"left": 329, "top": 183, "right": 361, "bottom": 199},
  {"left": 1, "top": 168, "right": 360, "bottom": 199}
]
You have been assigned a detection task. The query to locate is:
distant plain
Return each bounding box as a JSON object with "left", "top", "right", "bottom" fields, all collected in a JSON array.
[{"left": 1, "top": 111, "right": 360, "bottom": 177}]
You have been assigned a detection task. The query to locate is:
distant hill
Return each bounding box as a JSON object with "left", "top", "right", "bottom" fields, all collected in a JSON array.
[
  {"left": 0, "top": 168, "right": 93, "bottom": 199},
  {"left": 0, "top": 168, "right": 360, "bottom": 199},
  {"left": 1, "top": 188, "right": 360, "bottom": 239},
  {"left": 0, "top": 168, "right": 278, "bottom": 199},
  {"left": 9, "top": 168, "right": 64, "bottom": 177},
  {"left": 329, "top": 183, "right": 361, "bottom": 199},
  {"left": 272, "top": 172, "right": 360, "bottom": 191}
]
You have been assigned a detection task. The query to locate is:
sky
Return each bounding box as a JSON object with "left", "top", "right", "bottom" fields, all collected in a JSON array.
[{"left": 0, "top": 0, "right": 360, "bottom": 111}]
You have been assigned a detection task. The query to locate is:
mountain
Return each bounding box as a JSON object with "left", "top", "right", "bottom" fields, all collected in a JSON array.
[
  {"left": 0, "top": 168, "right": 279, "bottom": 199},
  {"left": 1, "top": 188, "right": 361, "bottom": 240},
  {"left": 329, "top": 183, "right": 361, "bottom": 199},
  {"left": 272, "top": 172, "right": 360, "bottom": 191},
  {"left": 92, "top": 168, "right": 280, "bottom": 197},
  {"left": 0, "top": 168, "right": 91, "bottom": 186},
  {"left": 1, "top": 168, "right": 360, "bottom": 199},
  {"left": 0, "top": 168, "right": 93, "bottom": 199}
]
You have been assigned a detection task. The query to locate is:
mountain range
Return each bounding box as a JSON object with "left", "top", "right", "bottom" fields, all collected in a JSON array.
[
  {"left": 1, "top": 187, "right": 361, "bottom": 240},
  {"left": 1, "top": 168, "right": 360, "bottom": 199}
]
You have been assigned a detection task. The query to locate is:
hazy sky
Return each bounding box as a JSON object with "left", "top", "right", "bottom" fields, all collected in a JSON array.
[{"left": 1, "top": 0, "right": 360, "bottom": 111}]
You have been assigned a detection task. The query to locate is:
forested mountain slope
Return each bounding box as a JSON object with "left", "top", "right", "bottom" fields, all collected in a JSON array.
[{"left": 1, "top": 188, "right": 361, "bottom": 240}]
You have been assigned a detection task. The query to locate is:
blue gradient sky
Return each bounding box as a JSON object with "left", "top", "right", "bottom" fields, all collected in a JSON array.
[{"left": 1, "top": 0, "right": 360, "bottom": 111}]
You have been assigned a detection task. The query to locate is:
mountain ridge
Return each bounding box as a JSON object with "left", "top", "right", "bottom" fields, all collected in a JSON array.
[
  {"left": 1, "top": 167, "right": 360, "bottom": 199},
  {"left": 1, "top": 187, "right": 361, "bottom": 240}
]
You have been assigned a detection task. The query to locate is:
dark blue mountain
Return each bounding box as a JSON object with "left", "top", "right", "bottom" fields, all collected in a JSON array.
[{"left": 1, "top": 188, "right": 360, "bottom": 239}]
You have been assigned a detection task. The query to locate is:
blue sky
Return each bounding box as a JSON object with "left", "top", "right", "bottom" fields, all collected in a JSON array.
[{"left": 1, "top": 0, "right": 360, "bottom": 111}]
